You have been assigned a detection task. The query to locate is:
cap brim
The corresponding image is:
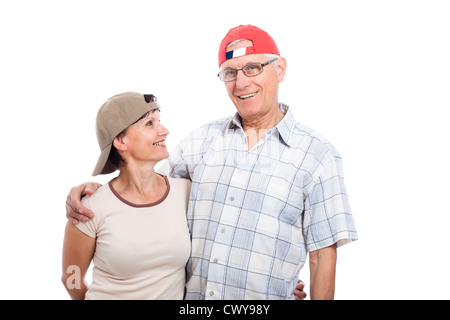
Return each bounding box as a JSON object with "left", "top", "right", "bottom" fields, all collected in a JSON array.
[{"left": 92, "top": 143, "right": 115, "bottom": 176}]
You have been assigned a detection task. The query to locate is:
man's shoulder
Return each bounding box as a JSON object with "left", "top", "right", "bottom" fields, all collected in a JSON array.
[
  {"left": 280, "top": 103, "right": 339, "bottom": 156},
  {"left": 289, "top": 120, "right": 342, "bottom": 159}
]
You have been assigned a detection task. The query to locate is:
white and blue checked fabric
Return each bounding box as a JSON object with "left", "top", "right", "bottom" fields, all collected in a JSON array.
[{"left": 160, "top": 104, "right": 358, "bottom": 300}]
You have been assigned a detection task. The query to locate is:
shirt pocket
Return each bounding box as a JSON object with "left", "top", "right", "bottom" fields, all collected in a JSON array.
[{"left": 262, "top": 178, "right": 304, "bottom": 227}]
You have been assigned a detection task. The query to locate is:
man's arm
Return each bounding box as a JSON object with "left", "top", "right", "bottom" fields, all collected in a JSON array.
[
  {"left": 309, "top": 244, "right": 337, "bottom": 300},
  {"left": 65, "top": 182, "right": 102, "bottom": 224}
]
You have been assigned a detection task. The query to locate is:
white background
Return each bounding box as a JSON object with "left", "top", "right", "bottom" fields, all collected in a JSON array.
[{"left": 1, "top": 0, "right": 449, "bottom": 299}]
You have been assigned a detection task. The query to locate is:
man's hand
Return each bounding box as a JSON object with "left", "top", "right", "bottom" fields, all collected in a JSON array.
[
  {"left": 294, "top": 280, "right": 307, "bottom": 300},
  {"left": 65, "top": 182, "right": 102, "bottom": 224}
]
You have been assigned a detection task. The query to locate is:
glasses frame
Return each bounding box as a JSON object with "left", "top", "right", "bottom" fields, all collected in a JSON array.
[{"left": 217, "top": 58, "right": 279, "bottom": 82}]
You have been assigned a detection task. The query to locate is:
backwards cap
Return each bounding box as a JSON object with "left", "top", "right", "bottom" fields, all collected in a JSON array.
[
  {"left": 218, "top": 25, "right": 280, "bottom": 67},
  {"left": 93, "top": 92, "right": 160, "bottom": 176}
]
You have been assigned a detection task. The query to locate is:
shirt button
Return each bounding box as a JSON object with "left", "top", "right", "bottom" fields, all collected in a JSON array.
[
  {"left": 230, "top": 196, "right": 235, "bottom": 201},
  {"left": 221, "top": 228, "right": 226, "bottom": 233},
  {"left": 213, "top": 258, "right": 218, "bottom": 263},
  {"left": 209, "top": 291, "right": 214, "bottom": 296}
]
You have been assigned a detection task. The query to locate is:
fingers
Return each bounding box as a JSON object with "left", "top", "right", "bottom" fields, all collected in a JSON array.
[
  {"left": 65, "top": 196, "right": 91, "bottom": 224},
  {"left": 296, "top": 279, "right": 305, "bottom": 290},
  {"left": 66, "top": 200, "right": 92, "bottom": 223},
  {"left": 294, "top": 290, "right": 307, "bottom": 300},
  {"left": 83, "top": 182, "right": 102, "bottom": 196},
  {"left": 65, "top": 184, "right": 96, "bottom": 224},
  {"left": 294, "top": 280, "right": 307, "bottom": 300},
  {"left": 66, "top": 212, "right": 79, "bottom": 225}
]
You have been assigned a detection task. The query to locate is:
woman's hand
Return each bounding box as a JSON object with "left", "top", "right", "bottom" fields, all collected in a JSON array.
[{"left": 294, "top": 280, "right": 307, "bottom": 300}]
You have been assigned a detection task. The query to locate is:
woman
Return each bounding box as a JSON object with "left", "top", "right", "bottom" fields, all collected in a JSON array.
[{"left": 61, "top": 92, "right": 191, "bottom": 299}]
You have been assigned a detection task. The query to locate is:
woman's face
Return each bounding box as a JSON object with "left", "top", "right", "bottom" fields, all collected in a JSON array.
[{"left": 117, "top": 110, "right": 170, "bottom": 165}]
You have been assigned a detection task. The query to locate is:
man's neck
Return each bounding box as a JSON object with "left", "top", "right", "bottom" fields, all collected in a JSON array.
[{"left": 241, "top": 106, "right": 285, "bottom": 150}]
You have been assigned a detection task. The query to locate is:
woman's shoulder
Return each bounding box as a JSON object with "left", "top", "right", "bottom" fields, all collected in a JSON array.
[
  {"left": 80, "top": 182, "right": 115, "bottom": 211},
  {"left": 166, "top": 176, "right": 191, "bottom": 188},
  {"left": 166, "top": 176, "right": 191, "bottom": 197},
  {"left": 165, "top": 177, "right": 191, "bottom": 211},
  {"left": 76, "top": 183, "right": 115, "bottom": 235}
]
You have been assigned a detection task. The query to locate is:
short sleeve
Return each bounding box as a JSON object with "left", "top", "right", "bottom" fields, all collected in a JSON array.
[
  {"left": 75, "top": 195, "right": 99, "bottom": 239},
  {"left": 303, "top": 154, "right": 358, "bottom": 252},
  {"left": 159, "top": 142, "right": 191, "bottom": 179}
]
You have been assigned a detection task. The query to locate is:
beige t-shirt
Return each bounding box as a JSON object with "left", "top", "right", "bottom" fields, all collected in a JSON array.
[{"left": 76, "top": 176, "right": 191, "bottom": 300}]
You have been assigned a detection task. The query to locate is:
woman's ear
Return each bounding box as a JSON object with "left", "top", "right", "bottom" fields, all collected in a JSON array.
[{"left": 113, "top": 136, "right": 127, "bottom": 152}]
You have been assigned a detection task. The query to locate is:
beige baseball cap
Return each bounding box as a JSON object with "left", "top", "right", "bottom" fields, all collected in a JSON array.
[{"left": 92, "top": 92, "right": 160, "bottom": 176}]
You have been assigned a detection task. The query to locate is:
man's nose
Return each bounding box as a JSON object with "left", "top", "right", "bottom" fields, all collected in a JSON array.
[{"left": 235, "top": 69, "right": 250, "bottom": 89}]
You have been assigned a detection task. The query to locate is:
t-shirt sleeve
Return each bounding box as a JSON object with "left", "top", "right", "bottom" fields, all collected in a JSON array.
[
  {"left": 75, "top": 195, "right": 99, "bottom": 239},
  {"left": 303, "top": 154, "right": 358, "bottom": 252}
]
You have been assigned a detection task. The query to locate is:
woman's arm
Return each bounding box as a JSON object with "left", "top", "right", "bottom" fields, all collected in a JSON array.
[{"left": 61, "top": 221, "right": 96, "bottom": 300}]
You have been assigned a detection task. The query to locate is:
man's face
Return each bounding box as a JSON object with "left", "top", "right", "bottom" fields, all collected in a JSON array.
[{"left": 220, "top": 40, "right": 286, "bottom": 123}]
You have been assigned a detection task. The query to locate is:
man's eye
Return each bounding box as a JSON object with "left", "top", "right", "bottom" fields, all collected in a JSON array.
[
  {"left": 225, "top": 70, "right": 236, "bottom": 76},
  {"left": 244, "top": 64, "right": 261, "bottom": 74},
  {"left": 146, "top": 121, "right": 153, "bottom": 126}
]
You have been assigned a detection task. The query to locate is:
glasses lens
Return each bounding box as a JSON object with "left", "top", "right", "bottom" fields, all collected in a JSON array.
[
  {"left": 220, "top": 69, "right": 237, "bottom": 81},
  {"left": 243, "top": 63, "right": 263, "bottom": 76}
]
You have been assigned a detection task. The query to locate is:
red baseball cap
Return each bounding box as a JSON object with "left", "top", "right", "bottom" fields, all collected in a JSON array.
[{"left": 218, "top": 25, "right": 280, "bottom": 67}]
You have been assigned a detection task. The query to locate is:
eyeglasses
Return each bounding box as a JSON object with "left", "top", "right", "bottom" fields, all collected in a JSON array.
[{"left": 217, "top": 58, "right": 278, "bottom": 82}]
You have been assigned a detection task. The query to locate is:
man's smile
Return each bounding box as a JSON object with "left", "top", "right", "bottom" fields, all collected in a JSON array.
[{"left": 238, "top": 91, "right": 258, "bottom": 100}]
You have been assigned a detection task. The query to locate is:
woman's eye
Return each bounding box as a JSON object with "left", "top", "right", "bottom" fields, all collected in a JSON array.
[{"left": 146, "top": 121, "right": 153, "bottom": 126}]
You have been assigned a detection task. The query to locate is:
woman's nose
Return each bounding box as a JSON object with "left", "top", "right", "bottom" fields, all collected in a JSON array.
[{"left": 159, "top": 124, "right": 169, "bottom": 136}]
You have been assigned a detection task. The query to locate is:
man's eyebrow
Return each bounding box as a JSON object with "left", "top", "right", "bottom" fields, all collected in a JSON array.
[{"left": 222, "top": 61, "right": 259, "bottom": 70}]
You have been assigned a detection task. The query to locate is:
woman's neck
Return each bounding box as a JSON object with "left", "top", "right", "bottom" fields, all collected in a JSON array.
[{"left": 112, "top": 164, "right": 166, "bottom": 204}]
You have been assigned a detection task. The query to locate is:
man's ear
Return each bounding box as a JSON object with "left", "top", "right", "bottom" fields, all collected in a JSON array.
[
  {"left": 113, "top": 136, "right": 127, "bottom": 152},
  {"left": 276, "top": 57, "right": 287, "bottom": 83}
]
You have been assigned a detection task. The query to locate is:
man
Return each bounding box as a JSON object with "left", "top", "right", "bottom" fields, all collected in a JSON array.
[{"left": 67, "top": 25, "right": 357, "bottom": 299}]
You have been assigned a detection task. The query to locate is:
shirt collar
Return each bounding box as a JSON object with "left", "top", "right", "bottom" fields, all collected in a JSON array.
[
  {"left": 230, "top": 113, "right": 243, "bottom": 129},
  {"left": 275, "top": 103, "right": 295, "bottom": 147},
  {"left": 226, "top": 103, "right": 295, "bottom": 147}
]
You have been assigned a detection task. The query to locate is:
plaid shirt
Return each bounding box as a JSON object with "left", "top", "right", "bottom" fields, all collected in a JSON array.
[{"left": 160, "top": 104, "right": 358, "bottom": 299}]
